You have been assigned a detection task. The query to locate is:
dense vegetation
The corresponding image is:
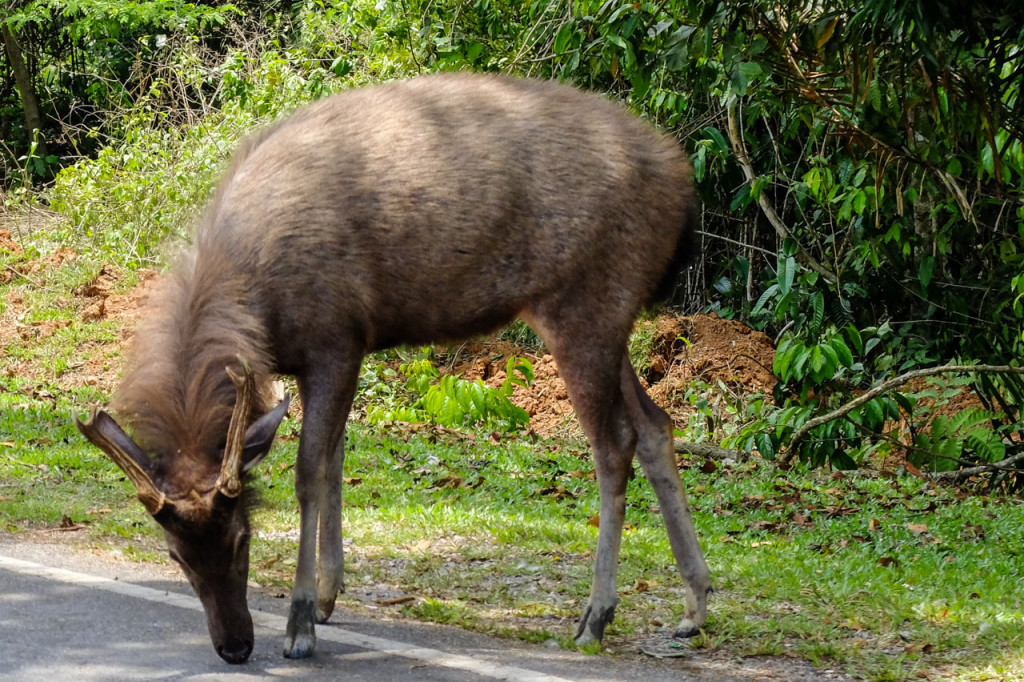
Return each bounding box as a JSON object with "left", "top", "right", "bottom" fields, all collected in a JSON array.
[{"left": 3, "top": 1, "right": 1024, "bottom": 476}]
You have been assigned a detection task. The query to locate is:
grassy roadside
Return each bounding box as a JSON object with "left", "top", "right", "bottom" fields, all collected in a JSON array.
[{"left": 2, "top": 363, "right": 1023, "bottom": 680}]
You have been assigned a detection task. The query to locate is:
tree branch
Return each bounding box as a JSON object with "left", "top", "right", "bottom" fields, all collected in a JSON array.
[
  {"left": 726, "top": 99, "right": 837, "bottom": 285},
  {"left": 780, "top": 364, "right": 1024, "bottom": 465},
  {"left": 928, "top": 451, "right": 1024, "bottom": 483},
  {"left": 1, "top": 22, "right": 47, "bottom": 162}
]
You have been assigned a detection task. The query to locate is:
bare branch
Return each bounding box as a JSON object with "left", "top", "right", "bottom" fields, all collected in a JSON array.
[
  {"left": 928, "top": 451, "right": 1024, "bottom": 483},
  {"left": 725, "top": 100, "right": 837, "bottom": 285},
  {"left": 781, "top": 364, "right": 1024, "bottom": 465},
  {"left": 696, "top": 230, "right": 776, "bottom": 257}
]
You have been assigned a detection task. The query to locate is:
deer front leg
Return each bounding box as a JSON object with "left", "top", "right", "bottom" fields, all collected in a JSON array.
[
  {"left": 284, "top": 369, "right": 357, "bottom": 658},
  {"left": 284, "top": 470, "right": 320, "bottom": 658}
]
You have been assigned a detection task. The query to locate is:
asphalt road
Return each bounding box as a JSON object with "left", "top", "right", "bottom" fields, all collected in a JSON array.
[{"left": 0, "top": 534, "right": 844, "bottom": 681}]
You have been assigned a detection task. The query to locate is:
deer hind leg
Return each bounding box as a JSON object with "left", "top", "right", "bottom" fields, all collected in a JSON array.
[
  {"left": 529, "top": 318, "right": 636, "bottom": 646},
  {"left": 620, "top": 355, "right": 711, "bottom": 637},
  {"left": 284, "top": 358, "right": 361, "bottom": 659}
]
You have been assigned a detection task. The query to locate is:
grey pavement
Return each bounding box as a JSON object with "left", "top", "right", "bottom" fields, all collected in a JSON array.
[{"left": 0, "top": 534, "right": 843, "bottom": 681}]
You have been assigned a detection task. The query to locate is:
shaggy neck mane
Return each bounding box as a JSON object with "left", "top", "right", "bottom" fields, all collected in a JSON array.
[{"left": 113, "top": 241, "right": 271, "bottom": 463}]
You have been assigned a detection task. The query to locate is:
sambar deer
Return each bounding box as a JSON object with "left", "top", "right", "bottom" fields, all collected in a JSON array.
[{"left": 76, "top": 72, "right": 711, "bottom": 663}]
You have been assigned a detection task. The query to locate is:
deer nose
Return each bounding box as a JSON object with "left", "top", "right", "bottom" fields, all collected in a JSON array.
[{"left": 217, "top": 638, "right": 254, "bottom": 664}]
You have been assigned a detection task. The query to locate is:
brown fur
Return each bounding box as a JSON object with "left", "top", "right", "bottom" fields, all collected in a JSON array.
[
  {"left": 97, "top": 72, "right": 710, "bottom": 663},
  {"left": 112, "top": 247, "right": 272, "bottom": 493}
]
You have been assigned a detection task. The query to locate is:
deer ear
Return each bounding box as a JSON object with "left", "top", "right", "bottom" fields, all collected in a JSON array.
[{"left": 241, "top": 395, "right": 291, "bottom": 473}]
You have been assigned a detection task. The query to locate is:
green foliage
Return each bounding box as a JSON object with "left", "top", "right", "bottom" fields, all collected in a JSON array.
[
  {"left": 365, "top": 354, "right": 534, "bottom": 433},
  {"left": 1, "top": 0, "right": 240, "bottom": 183},
  {"left": 7, "top": 0, "right": 1024, "bottom": 480}
]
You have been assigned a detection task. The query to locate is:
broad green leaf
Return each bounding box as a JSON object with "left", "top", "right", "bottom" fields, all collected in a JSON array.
[
  {"left": 863, "top": 398, "right": 884, "bottom": 425},
  {"left": 918, "top": 256, "right": 935, "bottom": 289},
  {"left": 810, "top": 346, "right": 824, "bottom": 375},
  {"left": 845, "top": 324, "right": 863, "bottom": 354},
  {"left": 692, "top": 145, "right": 707, "bottom": 182},
  {"left": 829, "top": 335, "right": 854, "bottom": 368},
  {"left": 755, "top": 433, "right": 775, "bottom": 459},
  {"left": 553, "top": 22, "right": 576, "bottom": 54},
  {"left": 465, "top": 41, "right": 484, "bottom": 63},
  {"left": 810, "top": 291, "right": 824, "bottom": 331},
  {"left": 818, "top": 343, "right": 839, "bottom": 379},
  {"left": 702, "top": 126, "right": 729, "bottom": 155},
  {"left": 780, "top": 256, "right": 796, "bottom": 295},
  {"left": 852, "top": 189, "right": 867, "bottom": 215},
  {"left": 730, "top": 184, "right": 752, "bottom": 211},
  {"left": 893, "top": 392, "right": 916, "bottom": 415},
  {"left": 605, "top": 34, "right": 628, "bottom": 50}
]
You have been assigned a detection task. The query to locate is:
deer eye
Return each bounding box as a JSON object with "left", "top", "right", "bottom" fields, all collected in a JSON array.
[{"left": 233, "top": 533, "right": 251, "bottom": 559}]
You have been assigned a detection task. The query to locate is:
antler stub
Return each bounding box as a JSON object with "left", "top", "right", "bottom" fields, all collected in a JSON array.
[{"left": 217, "top": 355, "right": 255, "bottom": 498}]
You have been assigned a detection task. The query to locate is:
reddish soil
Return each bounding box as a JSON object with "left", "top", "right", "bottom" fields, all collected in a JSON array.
[
  {"left": 1, "top": 228, "right": 161, "bottom": 391},
  {"left": 438, "top": 314, "right": 776, "bottom": 438}
]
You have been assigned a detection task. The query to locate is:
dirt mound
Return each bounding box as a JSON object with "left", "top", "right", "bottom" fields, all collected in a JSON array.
[
  {"left": 0, "top": 229, "right": 23, "bottom": 255},
  {"left": 644, "top": 314, "right": 775, "bottom": 425},
  {"left": 443, "top": 313, "right": 777, "bottom": 438},
  {"left": 73, "top": 264, "right": 159, "bottom": 324}
]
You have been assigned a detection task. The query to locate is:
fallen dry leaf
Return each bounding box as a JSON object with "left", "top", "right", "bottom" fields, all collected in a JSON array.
[
  {"left": 431, "top": 475, "right": 464, "bottom": 489},
  {"left": 904, "top": 461, "right": 924, "bottom": 478}
]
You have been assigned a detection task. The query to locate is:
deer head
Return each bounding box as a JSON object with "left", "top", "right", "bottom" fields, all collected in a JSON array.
[{"left": 76, "top": 359, "right": 289, "bottom": 664}]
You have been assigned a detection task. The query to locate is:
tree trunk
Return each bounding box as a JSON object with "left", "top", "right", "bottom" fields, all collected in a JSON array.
[{"left": 2, "top": 21, "right": 48, "bottom": 159}]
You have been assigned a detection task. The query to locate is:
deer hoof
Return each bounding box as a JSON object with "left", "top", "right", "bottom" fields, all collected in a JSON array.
[
  {"left": 673, "top": 618, "right": 701, "bottom": 639},
  {"left": 284, "top": 593, "right": 317, "bottom": 658},
  {"left": 317, "top": 576, "right": 344, "bottom": 622},
  {"left": 574, "top": 602, "right": 616, "bottom": 646},
  {"left": 283, "top": 632, "right": 315, "bottom": 659},
  {"left": 672, "top": 584, "right": 712, "bottom": 638},
  {"left": 317, "top": 597, "right": 336, "bottom": 623}
]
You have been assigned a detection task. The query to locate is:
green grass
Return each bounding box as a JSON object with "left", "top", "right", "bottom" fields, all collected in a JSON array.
[{"left": 3, "top": 372, "right": 1023, "bottom": 679}]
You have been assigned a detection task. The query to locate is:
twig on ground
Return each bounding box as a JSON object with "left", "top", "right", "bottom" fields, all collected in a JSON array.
[
  {"left": 4, "top": 265, "right": 42, "bottom": 287},
  {"left": 674, "top": 440, "right": 751, "bottom": 462}
]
